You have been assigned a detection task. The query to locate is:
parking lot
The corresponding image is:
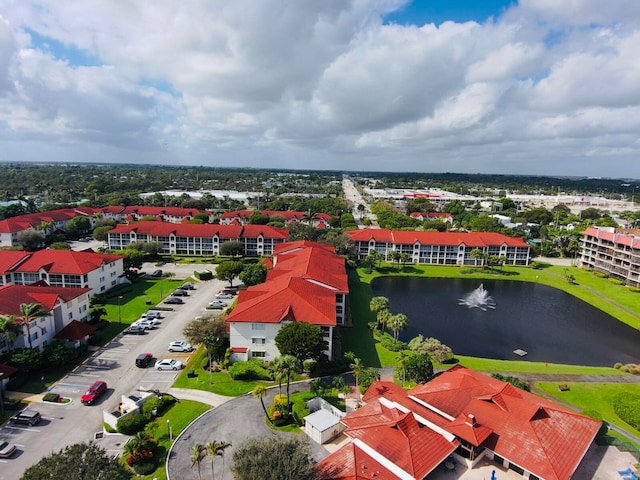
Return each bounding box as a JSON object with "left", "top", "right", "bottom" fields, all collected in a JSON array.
[{"left": 1, "top": 264, "right": 230, "bottom": 479}]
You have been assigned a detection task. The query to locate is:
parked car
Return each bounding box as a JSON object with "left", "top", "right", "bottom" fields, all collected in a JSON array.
[
  {"left": 215, "top": 293, "right": 234, "bottom": 299},
  {"left": 150, "top": 269, "right": 163, "bottom": 277},
  {"left": 0, "top": 440, "right": 17, "bottom": 458},
  {"left": 123, "top": 325, "right": 146, "bottom": 335},
  {"left": 155, "top": 359, "right": 184, "bottom": 371},
  {"left": 179, "top": 283, "right": 196, "bottom": 290},
  {"left": 208, "top": 300, "right": 228, "bottom": 309},
  {"left": 9, "top": 409, "right": 41, "bottom": 426},
  {"left": 132, "top": 319, "right": 158, "bottom": 330},
  {"left": 168, "top": 341, "right": 194, "bottom": 352},
  {"left": 163, "top": 297, "right": 184, "bottom": 305},
  {"left": 135, "top": 352, "right": 154, "bottom": 368},
  {"left": 171, "top": 289, "right": 189, "bottom": 297},
  {"left": 220, "top": 288, "right": 238, "bottom": 295},
  {"left": 81, "top": 380, "right": 107, "bottom": 405},
  {"left": 141, "top": 310, "right": 162, "bottom": 319}
]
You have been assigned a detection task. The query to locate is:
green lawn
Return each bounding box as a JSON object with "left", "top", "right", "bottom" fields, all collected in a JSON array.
[
  {"left": 172, "top": 348, "right": 275, "bottom": 396},
  {"left": 454, "top": 356, "right": 624, "bottom": 375},
  {"left": 137, "top": 399, "right": 211, "bottom": 480},
  {"left": 535, "top": 382, "right": 640, "bottom": 439}
]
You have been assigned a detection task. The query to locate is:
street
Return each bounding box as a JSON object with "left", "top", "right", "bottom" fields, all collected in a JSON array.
[{"left": 1, "top": 262, "right": 228, "bottom": 479}]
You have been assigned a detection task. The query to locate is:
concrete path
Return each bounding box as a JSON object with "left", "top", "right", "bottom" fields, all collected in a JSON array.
[{"left": 168, "top": 387, "right": 232, "bottom": 407}]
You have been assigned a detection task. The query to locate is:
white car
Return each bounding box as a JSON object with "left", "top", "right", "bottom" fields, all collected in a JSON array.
[
  {"left": 155, "top": 359, "right": 184, "bottom": 371},
  {"left": 208, "top": 300, "right": 228, "bottom": 309},
  {"left": 215, "top": 293, "right": 234, "bottom": 299},
  {"left": 132, "top": 319, "right": 157, "bottom": 330},
  {"left": 168, "top": 341, "right": 194, "bottom": 352}
]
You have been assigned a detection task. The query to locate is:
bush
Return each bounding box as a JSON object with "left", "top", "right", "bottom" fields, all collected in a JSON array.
[
  {"left": 43, "top": 393, "right": 61, "bottom": 403},
  {"left": 267, "top": 394, "right": 289, "bottom": 420},
  {"left": 292, "top": 400, "right": 310, "bottom": 425},
  {"left": 612, "top": 392, "right": 640, "bottom": 430},
  {"left": 303, "top": 360, "right": 316, "bottom": 373},
  {"left": 228, "top": 360, "right": 272, "bottom": 380},
  {"left": 627, "top": 286, "right": 640, "bottom": 293},
  {"left": 614, "top": 362, "right": 623, "bottom": 369},
  {"left": 132, "top": 459, "right": 157, "bottom": 475},
  {"left": 491, "top": 373, "right": 530, "bottom": 391},
  {"left": 117, "top": 412, "right": 147, "bottom": 435},
  {"left": 608, "top": 278, "right": 625, "bottom": 285}
]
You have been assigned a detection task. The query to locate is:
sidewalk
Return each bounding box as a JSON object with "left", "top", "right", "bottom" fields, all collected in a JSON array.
[
  {"left": 168, "top": 387, "right": 233, "bottom": 407},
  {"left": 5, "top": 391, "right": 43, "bottom": 403}
]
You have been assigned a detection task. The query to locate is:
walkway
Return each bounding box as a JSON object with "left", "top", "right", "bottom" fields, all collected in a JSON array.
[{"left": 168, "top": 387, "right": 231, "bottom": 407}]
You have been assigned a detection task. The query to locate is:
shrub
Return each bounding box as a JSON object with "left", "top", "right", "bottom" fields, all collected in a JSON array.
[
  {"left": 627, "top": 286, "right": 640, "bottom": 293},
  {"left": 292, "top": 400, "right": 310, "bottom": 425},
  {"left": 103, "top": 422, "right": 117, "bottom": 433},
  {"left": 608, "top": 278, "right": 624, "bottom": 285},
  {"left": 267, "top": 394, "right": 289, "bottom": 420},
  {"left": 228, "top": 360, "right": 272, "bottom": 380},
  {"left": 201, "top": 356, "right": 210, "bottom": 370},
  {"left": 303, "top": 360, "right": 316, "bottom": 373},
  {"left": 491, "top": 373, "right": 530, "bottom": 391},
  {"left": 117, "top": 412, "right": 147, "bottom": 435},
  {"left": 613, "top": 362, "right": 623, "bottom": 369},
  {"left": 132, "top": 459, "right": 157, "bottom": 475},
  {"left": 43, "top": 393, "right": 61, "bottom": 403},
  {"left": 612, "top": 392, "right": 640, "bottom": 430}
]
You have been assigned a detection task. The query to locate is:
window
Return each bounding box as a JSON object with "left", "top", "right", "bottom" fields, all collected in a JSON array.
[
  {"left": 68, "top": 312, "right": 73, "bottom": 320},
  {"left": 252, "top": 338, "right": 266, "bottom": 345},
  {"left": 41, "top": 327, "right": 47, "bottom": 335},
  {"left": 30, "top": 332, "right": 38, "bottom": 341},
  {"left": 251, "top": 323, "right": 265, "bottom": 331},
  {"left": 251, "top": 351, "right": 266, "bottom": 358}
]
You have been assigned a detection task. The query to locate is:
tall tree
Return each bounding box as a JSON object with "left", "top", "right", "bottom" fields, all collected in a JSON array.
[
  {"left": 20, "top": 442, "right": 131, "bottom": 480},
  {"left": 0, "top": 314, "right": 19, "bottom": 351},
  {"left": 231, "top": 437, "right": 316, "bottom": 480},
  {"left": 387, "top": 313, "right": 408, "bottom": 343},
  {"left": 215, "top": 261, "right": 244, "bottom": 287},
  {"left": 15, "top": 303, "right": 50, "bottom": 349},
  {"left": 274, "top": 355, "right": 299, "bottom": 415},
  {"left": 252, "top": 385, "right": 273, "bottom": 425},
  {"left": 191, "top": 443, "right": 206, "bottom": 480},
  {"left": 274, "top": 322, "right": 324, "bottom": 364},
  {"left": 350, "top": 357, "right": 363, "bottom": 405},
  {"left": 238, "top": 263, "right": 267, "bottom": 286},
  {"left": 369, "top": 296, "right": 390, "bottom": 331}
]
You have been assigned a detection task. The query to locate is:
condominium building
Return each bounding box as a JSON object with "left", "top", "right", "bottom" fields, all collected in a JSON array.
[{"left": 580, "top": 226, "right": 640, "bottom": 288}]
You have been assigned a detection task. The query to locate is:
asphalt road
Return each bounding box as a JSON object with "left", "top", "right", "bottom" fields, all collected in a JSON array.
[{"left": 1, "top": 263, "right": 230, "bottom": 480}]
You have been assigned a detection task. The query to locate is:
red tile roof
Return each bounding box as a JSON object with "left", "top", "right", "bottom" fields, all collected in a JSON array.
[
  {"left": 346, "top": 228, "right": 529, "bottom": 247},
  {"left": 54, "top": 320, "right": 95, "bottom": 341},
  {"left": 410, "top": 365, "right": 601, "bottom": 480},
  {"left": 0, "top": 250, "right": 122, "bottom": 275},
  {"left": 315, "top": 442, "right": 400, "bottom": 480},
  {"left": 0, "top": 284, "right": 91, "bottom": 316},
  {"left": 108, "top": 222, "right": 288, "bottom": 239},
  {"left": 227, "top": 241, "right": 346, "bottom": 326},
  {"left": 220, "top": 210, "right": 306, "bottom": 221},
  {"left": 231, "top": 347, "right": 248, "bottom": 353}
]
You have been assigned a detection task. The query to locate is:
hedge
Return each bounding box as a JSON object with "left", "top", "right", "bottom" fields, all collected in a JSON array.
[{"left": 612, "top": 392, "right": 640, "bottom": 430}]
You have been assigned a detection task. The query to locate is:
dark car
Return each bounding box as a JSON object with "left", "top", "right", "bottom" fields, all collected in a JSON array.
[
  {"left": 9, "top": 409, "right": 41, "bottom": 426},
  {"left": 150, "top": 269, "right": 163, "bottom": 277},
  {"left": 163, "top": 297, "right": 184, "bottom": 305},
  {"left": 81, "top": 380, "right": 107, "bottom": 405},
  {"left": 171, "top": 289, "right": 189, "bottom": 297},
  {"left": 179, "top": 283, "right": 196, "bottom": 290},
  {"left": 123, "top": 325, "right": 146, "bottom": 335},
  {"left": 135, "top": 352, "right": 153, "bottom": 368}
]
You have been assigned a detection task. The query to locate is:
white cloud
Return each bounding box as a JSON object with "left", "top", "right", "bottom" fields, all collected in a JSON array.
[{"left": 0, "top": 0, "right": 639, "bottom": 176}]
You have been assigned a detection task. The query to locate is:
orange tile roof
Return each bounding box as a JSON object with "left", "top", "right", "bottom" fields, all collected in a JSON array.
[
  {"left": 346, "top": 228, "right": 529, "bottom": 247},
  {"left": 0, "top": 251, "right": 30, "bottom": 274},
  {"left": 0, "top": 284, "right": 91, "bottom": 316},
  {"left": 315, "top": 442, "right": 400, "bottom": 480},
  {"left": 108, "top": 222, "right": 288, "bottom": 239},
  {"left": 2, "top": 250, "right": 122, "bottom": 275}
]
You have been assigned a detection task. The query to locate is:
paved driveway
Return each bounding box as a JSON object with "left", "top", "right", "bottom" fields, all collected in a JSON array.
[{"left": 166, "top": 382, "right": 330, "bottom": 480}]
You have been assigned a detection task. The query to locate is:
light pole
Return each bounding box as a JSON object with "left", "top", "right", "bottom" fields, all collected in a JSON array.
[
  {"left": 118, "top": 296, "right": 123, "bottom": 328},
  {"left": 166, "top": 419, "right": 172, "bottom": 440}
]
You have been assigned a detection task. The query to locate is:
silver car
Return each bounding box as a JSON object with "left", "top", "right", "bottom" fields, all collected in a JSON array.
[{"left": 155, "top": 359, "right": 184, "bottom": 371}]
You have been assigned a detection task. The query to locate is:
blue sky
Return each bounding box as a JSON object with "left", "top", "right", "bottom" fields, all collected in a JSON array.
[
  {"left": 384, "top": 0, "right": 515, "bottom": 26},
  {"left": 1, "top": 1, "right": 640, "bottom": 178}
]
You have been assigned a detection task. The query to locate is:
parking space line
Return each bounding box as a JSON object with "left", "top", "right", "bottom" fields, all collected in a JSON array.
[
  {"left": 3, "top": 426, "right": 41, "bottom": 433},
  {"left": 57, "top": 382, "right": 90, "bottom": 388}
]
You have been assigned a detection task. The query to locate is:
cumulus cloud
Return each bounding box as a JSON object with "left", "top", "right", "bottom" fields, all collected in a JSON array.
[{"left": 0, "top": 0, "right": 639, "bottom": 176}]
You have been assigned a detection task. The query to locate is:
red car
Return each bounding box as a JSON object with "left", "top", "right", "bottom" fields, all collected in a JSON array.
[{"left": 81, "top": 380, "right": 107, "bottom": 405}]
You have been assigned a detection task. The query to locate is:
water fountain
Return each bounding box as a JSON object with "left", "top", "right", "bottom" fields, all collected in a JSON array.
[{"left": 458, "top": 284, "right": 496, "bottom": 311}]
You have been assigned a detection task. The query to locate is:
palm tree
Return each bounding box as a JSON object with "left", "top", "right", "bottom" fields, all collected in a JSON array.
[
  {"left": 0, "top": 314, "right": 19, "bottom": 352},
  {"left": 396, "top": 351, "right": 409, "bottom": 387},
  {"left": 253, "top": 385, "right": 273, "bottom": 425},
  {"left": 205, "top": 441, "right": 219, "bottom": 480},
  {"left": 191, "top": 443, "right": 206, "bottom": 480},
  {"left": 350, "top": 357, "right": 364, "bottom": 405},
  {"left": 215, "top": 441, "right": 232, "bottom": 480},
  {"left": 15, "top": 303, "right": 51, "bottom": 349},
  {"left": 369, "top": 296, "right": 390, "bottom": 331},
  {"left": 387, "top": 313, "right": 408, "bottom": 343},
  {"left": 278, "top": 355, "right": 299, "bottom": 415},
  {"left": 269, "top": 357, "right": 284, "bottom": 396}
]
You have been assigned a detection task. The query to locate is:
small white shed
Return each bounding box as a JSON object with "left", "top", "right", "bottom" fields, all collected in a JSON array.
[{"left": 304, "top": 409, "right": 343, "bottom": 444}]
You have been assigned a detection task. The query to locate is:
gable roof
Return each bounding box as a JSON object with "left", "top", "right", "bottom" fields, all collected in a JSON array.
[
  {"left": 0, "top": 250, "right": 122, "bottom": 275},
  {"left": 107, "top": 222, "right": 288, "bottom": 239},
  {"left": 315, "top": 441, "right": 401, "bottom": 480},
  {"left": 54, "top": 320, "right": 96, "bottom": 340},
  {"left": 346, "top": 229, "right": 529, "bottom": 247},
  {"left": 0, "top": 284, "right": 91, "bottom": 316}
]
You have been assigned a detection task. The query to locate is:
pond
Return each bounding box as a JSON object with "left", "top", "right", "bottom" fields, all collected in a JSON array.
[{"left": 371, "top": 277, "right": 640, "bottom": 366}]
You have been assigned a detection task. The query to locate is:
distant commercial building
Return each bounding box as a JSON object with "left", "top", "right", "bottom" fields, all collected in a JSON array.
[
  {"left": 580, "top": 226, "right": 640, "bottom": 288},
  {"left": 346, "top": 229, "right": 531, "bottom": 266}
]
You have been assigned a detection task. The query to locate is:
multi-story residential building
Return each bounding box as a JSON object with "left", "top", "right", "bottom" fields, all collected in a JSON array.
[
  {"left": 0, "top": 206, "right": 208, "bottom": 247},
  {"left": 316, "top": 365, "right": 601, "bottom": 480},
  {"left": 580, "top": 226, "right": 640, "bottom": 288},
  {"left": 0, "top": 284, "right": 92, "bottom": 353},
  {"left": 227, "top": 241, "right": 348, "bottom": 363},
  {"left": 107, "top": 223, "right": 289, "bottom": 257},
  {"left": 0, "top": 250, "right": 124, "bottom": 295},
  {"left": 219, "top": 209, "right": 336, "bottom": 228},
  {"left": 346, "top": 228, "right": 531, "bottom": 266}
]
